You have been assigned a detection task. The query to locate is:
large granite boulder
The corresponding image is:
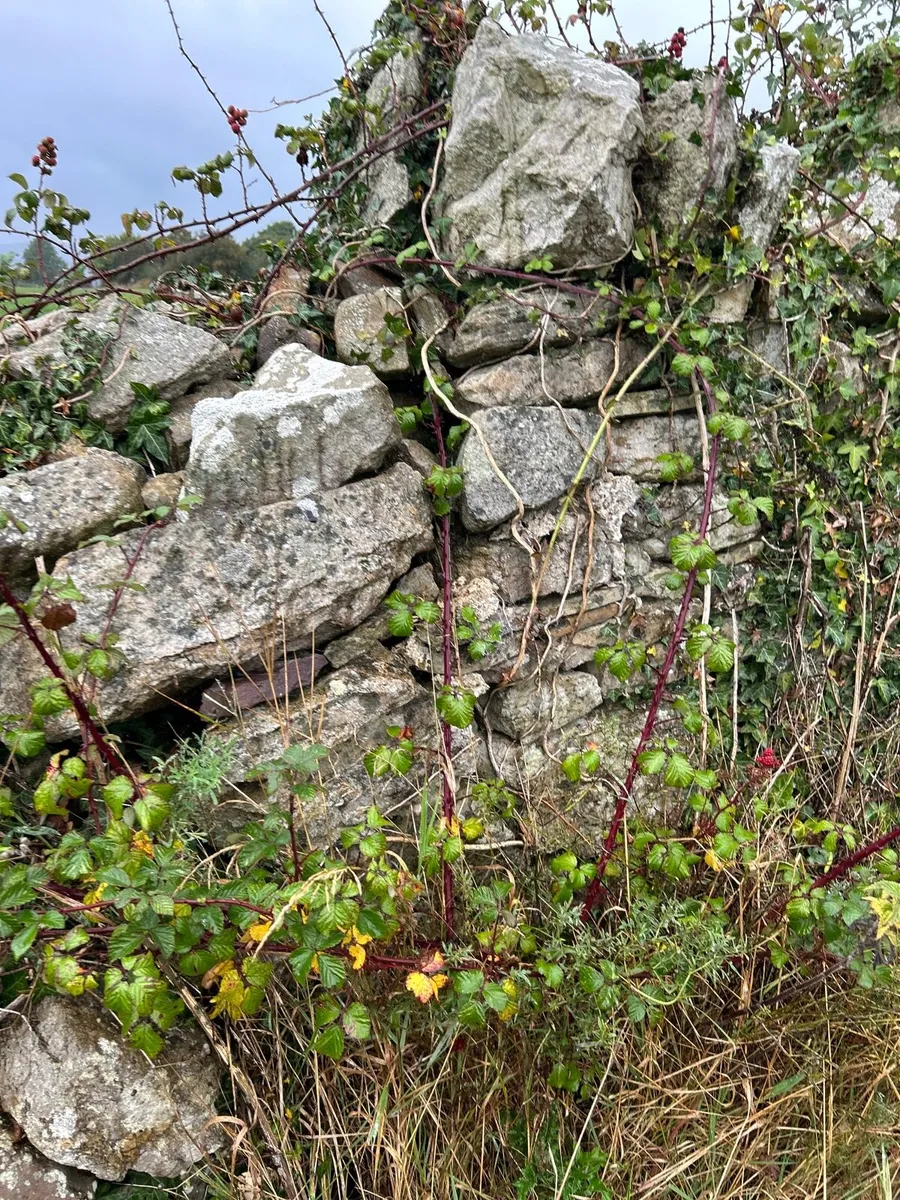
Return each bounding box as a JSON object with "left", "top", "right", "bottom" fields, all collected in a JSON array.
[
  {"left": 334, "top": 288, "right": 411, "bottom": 379},
  {"left": 0, "top": 464, "right": 433, "bottom": 727},
  {"left": 0, "top": 997, "right": 221, "bottom": 1182},
  {"left": 185, "top": 345, "right": 400, "bottom": 510},
  {"left": 457, "top": 406, "right": 696, "bottom": 531},
  {"left": 0, "top": 449, "right": 146, "bottom": 587},
  {"left": 442, "top": 290, "right": 614, "bottom": 369},
  {"left": 442, "top": 22, "right": 643, "bottom": 269},
  {"left": 637, "top": 75, "right": 739, "bottom": 237},
  {"left": 454, "top": 339, "right": 647, "bottom": 410},
  {"left": 360, "top": 34, "right": 424, "bottom": 225},
  {"left": 1, "top": 297, "right": 233, "bottom": 432},
  {"left": 0, "top": 1124, "right": 96, "bottom": 1200}
]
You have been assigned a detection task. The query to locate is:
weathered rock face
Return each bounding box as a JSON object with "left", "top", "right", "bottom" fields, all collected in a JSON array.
[
  {"left": 202, "top": 661, "right": 433, "bottom": 844},
  {"left": 442, "top": 22, "right": 643, "bottom": 269},
  {"left": 0, "top": 449, "right": 146, "bottom": 587},
  {"left": 442, "top": 291, "right": 613, "bottom": 368},
  {"left": 256, "top": 318, "right": 323, "bottom": 368},
  {"left": 185, "top": 345, "right": 400, "bottom": 509},
  {"left": 738, "top": 141, "right": 800, "bottom": 250},
  {"left": 637, "top": 76, "right": 739, "bottom": 237},
  {"left": 0, "top": 463, "right": 433, "bottom": 727},
  {"left": 454, "top": 339, "right": 648, "bottom": 410},
  {"left": 142, "top": 471, "right": 184, "bottom": 513},
  {"left": 334, "top": 288, "right": 411, "bottom": 378},
  {"left": 201, "top": 656, "right": 483, "bottom": 846},
  {"left": 0, "top": 997, "right": 221, "bottom": 1182},
  {"left": 486, "top": 704, "right": 675, "bottom": 853},
  {"left": 1, "top": 297, "right": 233, "bottom": 432},
  {"left": 457, "top": 405, "right": 696, "bottom": 531},
  {"left": 361, "top": 35, "right": 425, "bottom": 224},
  {"left": 489, "top": 672, "right": 603, "bottom": 739},
  {"left": 167, "top": 379, "right": 245, "bottom": 469},
  {"left": 0, "top": 1124, "right": 96, "bottom": 1200}
]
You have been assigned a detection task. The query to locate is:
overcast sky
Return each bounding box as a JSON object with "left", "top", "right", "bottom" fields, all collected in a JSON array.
[{"left": 0, "top": 0, "right": 723, "bottom": 256}]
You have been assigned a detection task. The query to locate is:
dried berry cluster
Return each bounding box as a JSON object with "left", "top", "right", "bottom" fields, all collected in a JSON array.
[
  {"left": 668, "top": 26, "right": 687, "bottom": 58},
  {"left": 227, "top": 105, "right": 248, "bottom": 136},
  {"left": 31, "top": 136, "right": 58, "bottom": 174}
]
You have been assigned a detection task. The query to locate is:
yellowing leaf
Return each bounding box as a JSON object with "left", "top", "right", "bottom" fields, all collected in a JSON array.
[
  {"left": 867, "top": 883, "right": 900, "bottom": 946},
  {"left": 499, "top": 978, "right": 518, "bottom": 1022},
  {"left": 420, "top": 949, "right": 446, "bottom": 975},
  {"left": 131, "top": 830, "right": 154, "bottom": 857},
  {"left": 341, "top": 926, "right": 373, "bottom": 971},
  {"left": 406, "top": 971, "right": 449, "bottom": 1004},
  {"left": 210, "top": 968, "right": 247, "bottom": 1020},
  {"left": 705, "top": 849, "right": 724, "bottom": 872},
  {"left": 243, "top": 920, "right": 273, "bottom": 944}
]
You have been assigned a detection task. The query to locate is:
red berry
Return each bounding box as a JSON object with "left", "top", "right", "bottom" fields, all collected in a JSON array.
[{"left": 31, "top": 155, "right": 40, "bottom": 166}]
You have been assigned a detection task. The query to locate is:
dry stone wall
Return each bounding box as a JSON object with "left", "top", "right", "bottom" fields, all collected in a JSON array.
[
  {"left": 0, "top": 17, "right": 808, "bottom": 1188},
  {"left": 0, "top": 21, "right": 791, "bottom": 902}
]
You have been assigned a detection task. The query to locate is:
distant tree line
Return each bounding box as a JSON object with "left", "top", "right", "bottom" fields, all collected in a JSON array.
[{"left": 17, "top": 220, "right": 296, "bottom": 287}]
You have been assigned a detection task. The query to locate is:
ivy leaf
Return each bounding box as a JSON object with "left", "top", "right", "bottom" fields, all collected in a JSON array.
[{"left": 838, "top": 441, "right": 869, "bottom": 473}]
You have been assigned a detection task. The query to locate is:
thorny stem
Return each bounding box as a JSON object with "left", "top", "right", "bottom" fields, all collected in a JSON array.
[
  {"left": 0, "top": 571, "right": 136, "bottom": 785},
  {"left": 430, "top": 398, "right": 457, "bottom": 940},
  {"left": 581, "top": 363, "right": 721, "bottom": 921}
]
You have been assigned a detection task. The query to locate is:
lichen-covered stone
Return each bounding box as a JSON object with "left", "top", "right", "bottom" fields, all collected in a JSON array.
[
  {"left": 637, "top": 76, "right": 738, "bottom": 237},
  {"left": 488, "top": 672, "right": 604, "bottom": 739},
  {"left": 457, "top": 406, "right": 696, "bottom": 531},
  {"left": 0, "top": 1124, "right": 96, "bottom": 1200},
  {"left": 738, "top": 141, "right": 800, "bottom": 250},
  {"left": 455, "top": 339, "right": 647, "bottom": 410},
  {"left": 334, "top": 288, "right": 410, "bottom": 378},
  {"left": 0, "top": 449, "right": 145, "bottom": 587},
  {"left": 200, "top": 658, "right": 481, "bottom": 845},
  {"left": 141, "top": 472, "right": 184, "bottom": 513},
  {"left": 442, "top": 22, "right": 643, "bottom": 269},
  {"left": 166, "top": 378, "right": 244, "bottom": 469},
  {"left": 185, "top": 345, "right": 400, "bottom": 509},
  {"left": 256, "top": 317, "right": 323, "bottom": 367},
  {"left": 1, "top": 297, "right": 233, "bottom": 432},
  {"left": 0, "top": 997, "right": 221, "bottom": 1182},
  {"left": 360, "top": 36, "right": 424, "bottom": 224},
  {"left": 442, "top": 291, "right": 613, "bottom": 369},
  {"left": 0, "top": 464, "right": 433, "bottom": 727}
]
